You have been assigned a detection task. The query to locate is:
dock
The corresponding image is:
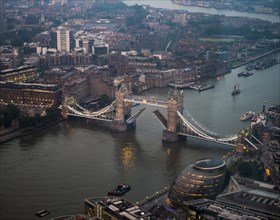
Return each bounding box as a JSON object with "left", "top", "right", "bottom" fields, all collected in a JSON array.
[
  {"left": 189, "top": 84, "right": 215, "bottom": 91},
  {"left": 199, "top": 84, "right": 215, "bottom": 91},
  {"left": 168, "top": 81, "right": 194, "bottom": 89}
]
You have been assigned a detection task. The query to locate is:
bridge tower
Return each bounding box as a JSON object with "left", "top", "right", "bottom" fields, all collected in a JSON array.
[
  {"left": 61, "top": 105, "right": 68, "bottom": 119},
  {"left": 112, "top": 82, "right": 133, "bottom": 132},
  {"left": 163, "top": 89, "right": 184, "bottom": 142},
  {"left": 61, "top": 96, "right": 76, "bottom": 119}
]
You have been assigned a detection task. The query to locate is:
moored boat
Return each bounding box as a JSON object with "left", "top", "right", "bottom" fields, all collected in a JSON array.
[
  {"left": 240, "top": 111, "right": 255, "bottom": 121},
  {"left": 108, "top": 183, "right": 131, "bottom": 196},
  {"left": 237, "top": 71, "right": 254, "bottom": 77},
  {"left": 35, "top": 210, "right": 50, "bottom": 218}
]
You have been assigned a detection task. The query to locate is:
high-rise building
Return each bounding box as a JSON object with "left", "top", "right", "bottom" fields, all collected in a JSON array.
[{"left": 57, "top": 26, "right": 70, "bottom": 53}]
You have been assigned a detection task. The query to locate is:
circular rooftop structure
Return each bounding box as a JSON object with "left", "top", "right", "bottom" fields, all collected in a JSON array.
[
  {"left": 168, "top": 158, "right": 226, "bottom": 207},
  {"left": 194, "top": 158, "right": 226, "bottom": 171}
]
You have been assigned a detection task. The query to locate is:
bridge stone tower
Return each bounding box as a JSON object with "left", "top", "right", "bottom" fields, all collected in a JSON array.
[
  {"left": 61, "top": 96, "right": 76, "bottom": 119},
  {"left": 163, "top": 89, "right": 184, "bottom": 142},
  {"left": 112, "top": 81, "right": 132, "bottom": 132}
]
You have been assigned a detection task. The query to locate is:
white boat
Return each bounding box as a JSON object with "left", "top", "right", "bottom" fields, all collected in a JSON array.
[{"left": 240, "top": 111, "right": 255, "bottom": 121}]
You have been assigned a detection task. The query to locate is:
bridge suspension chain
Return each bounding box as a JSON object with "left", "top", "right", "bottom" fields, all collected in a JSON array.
[
  {"left": 79, "top": 101, "right": 115, "bottom": 116},
  {"left": 178, "top": 111, "right": 238, "bottom": 143},
  {"left": 177, "top": 111, "right": 216, "bottom": 140},
  {"left": 67, "top": 101, "right": 116, "bottom": 117},
  {"left": 183, "top": 109, "right": 221, "bottom": 138}
]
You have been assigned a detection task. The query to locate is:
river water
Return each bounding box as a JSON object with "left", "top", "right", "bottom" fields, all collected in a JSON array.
[
  {"left": 0, "top": 4, "right": 279, "bottom": 220},
  {"left": 123, "top": 0, "right": 280, "bottom": 23},
  {"left": 1, "top": 56, "right": 279, "bottom": 219}
]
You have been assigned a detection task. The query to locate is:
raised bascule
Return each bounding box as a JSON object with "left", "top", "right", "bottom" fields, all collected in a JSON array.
[{"left": 61, "top": 81, "right": 239, "bottom": 147}]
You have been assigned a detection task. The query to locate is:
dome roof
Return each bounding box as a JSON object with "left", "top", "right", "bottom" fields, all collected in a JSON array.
[{"left": 168, "top": 158, "right": 226, "bottom": 207}]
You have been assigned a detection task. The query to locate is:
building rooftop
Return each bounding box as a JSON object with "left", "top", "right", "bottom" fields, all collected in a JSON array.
[
  {"left": 0, "top": 81, "right": 60, "bottom": 91},
  {"left": 0, "top": 65, "right": 36, "bottom": 75},
  {"left": 85, "top": 197, "right": 151, "bottom": 220},
  {"left": 216, "top": 176, "right": 280, "bottom": 219},
  {"left": 194, "top": 158, "right": 226, "bottom": 170}
]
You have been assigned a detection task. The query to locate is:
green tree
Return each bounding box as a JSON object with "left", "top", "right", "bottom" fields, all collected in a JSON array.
[
  {"left": 34, "top": 113, "right": 44, "bottom": 126},
  {"left": 10, "top": 37, "right": 24, "bottom": 47},
  {"left": 99, "top": 94, "right": 110, "bottom": 107},
  {"left": 6, "top": 104, "right": 20, "bottom": 119},
  {"left": 238, "top": 162, "right": 251, "bottom": 176},
  {"left": 25, "top": 15, "right": 39, "bottom": 25},
  {"left": 18, "top": 116, "right": 36, "bottom": 130},
  {"left": 0, "top": 115, "right": 4, "bottom": 127},
  {"left": 0, "top": 108, "right": 13, "bottom": 128},
  {"left": 45, "top": 107, "right": 61, "bottom": 122}
]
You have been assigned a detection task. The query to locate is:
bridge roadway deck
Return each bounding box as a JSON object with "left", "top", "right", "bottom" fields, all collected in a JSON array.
[
  {"left": 67, "top": 113, "right": 114, "bottom": 122},
  {"left": 124, "top": 95, "right": 168, "bottom": 107},
  {"left": 178, "top": 133, "right": 236, "bottom": 147}
]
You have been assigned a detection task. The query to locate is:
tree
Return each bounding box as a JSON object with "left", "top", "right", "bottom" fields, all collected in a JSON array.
[
  {"left": 238, "top": 162, "right": 251, "bottom": 176},
  {"left": 0, "top": 108, "right": 13, "bottom": 128},
  {"left": 18, "top": 116, "right": 36, "bottom": 130},
  {"left": 34, "top": 113, "right": 44, "bottom": 126},
  {"left": 99, "top": 94, "right": 110, "bottom": 107},
  {"left": 10, "top": 37, "right": 24, "bottom": 47},
  {"left": 25, "top": 15, "right": 39, "bottom": 25},
  {"left": 45, "top": 107, "right": 61, "bottom": 122},
  {"left": 0, "top": 115, "right": 4, "bottom": 127},
  {"left": 6, "top": 104, "right": 20, "bottom": 119}
]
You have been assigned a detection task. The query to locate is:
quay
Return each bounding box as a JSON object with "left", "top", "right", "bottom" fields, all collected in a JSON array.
[
  {"left": 199, "top": 84, "right": 215, "bottom": 91},
  {"left": 189, "top": 84, "right": 215, "bottom": 91},
  {"left": 168, "top": 81, "right": 194, "bottom": 89}
]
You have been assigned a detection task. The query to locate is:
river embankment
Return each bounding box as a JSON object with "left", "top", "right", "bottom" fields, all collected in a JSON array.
[{"left": 0, "top": 119, "right": 64, "bottom": 144}]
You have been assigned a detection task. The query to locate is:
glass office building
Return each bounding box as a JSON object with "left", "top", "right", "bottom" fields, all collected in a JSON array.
[{"left": 168, "top": 158, "right": 226, "bottom": 207}]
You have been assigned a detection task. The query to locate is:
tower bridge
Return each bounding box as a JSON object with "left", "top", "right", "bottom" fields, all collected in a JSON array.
[{"left": 62, "top": 81, "right": 239, "bottom": 147}]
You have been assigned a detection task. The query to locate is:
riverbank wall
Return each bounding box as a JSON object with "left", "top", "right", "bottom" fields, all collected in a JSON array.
[{"left": 0, "top": 119, "right": 64, "bottom": 144}]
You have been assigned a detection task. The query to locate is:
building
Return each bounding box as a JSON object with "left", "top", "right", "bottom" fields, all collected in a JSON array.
[
  {"left": 0, "top": 46, "right": 18, "bottom": 70},
  {"left": 183, "top": 176, "right": 280, "bottom": 219},
  {"left": 251, "top": 106, "right": 280, "bottom": 143},
  {"left": 51, "top": 0, "right": 68, "bottom": 5},
  {"left": 206, "top": 51, "right": 228, "bottom": 62},
  {"left": 85, "top": 66, "right": 114, "bottom": 99},
  {"left": 168, "top": 158, "right": 226, "bottom": 207},
  {"left": 0, "top": 81, "right": 62, "bottom": 115},
  {"left": 185, "top": 198, "right": 272, "bottom": 220},
  {"left": 85, "top": 197, "right": 151, "bottom": 220},
  {"left": 93, "top": 43, "right": 109, "bottom": 55},
  {"left": 41, "top": 52, "right": 93, "bottom": 67},
  {"left": 0, "top": 66, "right": 38, "bottom": 83},
  {"left": 216, "top": 176, "right": 280, "bottom": 219},
  {"left": 173, "top": 13, "right": 188, "bottom": 26},
  {"left": 57, "top": 26, "right": 71, "bottom": 53}
]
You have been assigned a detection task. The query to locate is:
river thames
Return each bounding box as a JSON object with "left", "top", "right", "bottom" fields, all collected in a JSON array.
[
  {"left": 123, "top": 0, "right": 280, "bottom": 23},
  {"left": 1, "top": 2, "right": 280, "bottom": 218},
  {"left": 1, "top": 58, "right": 279, "bottom": 219}
]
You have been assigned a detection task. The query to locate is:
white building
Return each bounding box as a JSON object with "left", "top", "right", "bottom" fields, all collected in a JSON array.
[
  {"left": 57, "top": 26, "right": 70, "bottom": 53},
  {"left": 51, "top": 0, "right": 68, "bottom": 5}
]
